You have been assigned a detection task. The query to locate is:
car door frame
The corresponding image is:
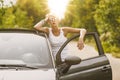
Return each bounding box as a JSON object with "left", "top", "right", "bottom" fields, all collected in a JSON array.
[
  {"left": 56, "top": 32, "right": 104, "bottom": 65},
  {"left": 56, "top": 32, "right": 112, "bottom": 80}
]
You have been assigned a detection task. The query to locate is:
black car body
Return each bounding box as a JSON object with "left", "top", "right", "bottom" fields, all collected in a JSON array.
[{"left": 0, "top": 29, "right": 112, "bottom": 80}]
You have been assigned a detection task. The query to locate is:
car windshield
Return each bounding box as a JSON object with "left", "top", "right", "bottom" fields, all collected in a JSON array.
[{"left": 0, "top": 33, "right": 52, "bottom": 68}]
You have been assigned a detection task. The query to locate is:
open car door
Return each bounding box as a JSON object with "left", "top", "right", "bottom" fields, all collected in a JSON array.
[{"left": 56, "top": 32, "right": 112, "bottom": 80}]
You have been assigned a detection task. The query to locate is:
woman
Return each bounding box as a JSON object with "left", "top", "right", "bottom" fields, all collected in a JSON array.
[{"left": 34, "top": 13, "right": 87, "bottom": 61}]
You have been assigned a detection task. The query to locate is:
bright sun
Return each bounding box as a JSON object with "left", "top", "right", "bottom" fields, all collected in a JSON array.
[{"left": 48, "top": 0, "right": 69, "bottom": 20}]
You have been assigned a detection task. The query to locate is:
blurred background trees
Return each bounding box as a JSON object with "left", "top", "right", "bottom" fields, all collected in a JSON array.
[
  {"left": 0, "top": 0, "right": 48, "bottom": 28},
  {"left": 0, "top": 0, "right": 120, "bottom": 56},
  {"left": 94, "top": 0, "right": 120, "bottom": 56},
  {"left": 62, "top": 0, "right": 99, "bottom": 32}
]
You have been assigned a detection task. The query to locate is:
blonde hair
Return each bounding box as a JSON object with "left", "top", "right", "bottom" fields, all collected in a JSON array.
[{"left": 46, "top": 13, "right": 58, "bottom": 19}]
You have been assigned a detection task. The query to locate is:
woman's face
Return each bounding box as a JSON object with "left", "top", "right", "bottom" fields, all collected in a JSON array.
[{"left": 47, "top": 15, "right": 59, "bottom": 27}]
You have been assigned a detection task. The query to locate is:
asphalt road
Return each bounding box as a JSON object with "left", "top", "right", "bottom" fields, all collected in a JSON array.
[
  {"left": 68, "top": 41, "right": 120, "bottom": 80},
  {"left": 106, "top": 54, "right": 120, "bottom": 80}
]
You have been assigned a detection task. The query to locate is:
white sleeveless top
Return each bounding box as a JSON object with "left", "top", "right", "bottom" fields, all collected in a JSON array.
[{"left": 48, "top": 28, "right": 68, "bottom": 61}]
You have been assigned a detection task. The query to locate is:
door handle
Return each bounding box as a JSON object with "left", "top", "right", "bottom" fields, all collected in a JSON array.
[{"left": 101, "top": 66, "right": 110, "bottom": 72}]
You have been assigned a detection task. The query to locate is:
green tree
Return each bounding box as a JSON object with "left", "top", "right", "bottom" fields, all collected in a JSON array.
[
  {"left": 0, "top": 0, "right": 49, "bottom": 29},
  {"left": 0, "top": 1, "right": 33, "bottom": 28},
  {"left": 16, "top": 0, "right": 49, "bottom": 24},
  {"left": 62, "top": 0, "right": 99, "bottom": 33},
  {"left": 94, "top": 0, "right": 120, "bottom": 54}
]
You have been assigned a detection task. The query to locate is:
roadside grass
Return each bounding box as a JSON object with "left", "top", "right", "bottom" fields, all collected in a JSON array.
[{"left": 112, "top": 53, "right": 120, "bottom": 58}]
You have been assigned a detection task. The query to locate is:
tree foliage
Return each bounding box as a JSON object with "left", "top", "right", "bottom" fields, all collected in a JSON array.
[
  {"left": 94, "top": 0, "right": 120, "bottom": 53},
  {"left": 62, "top": 0, "right": 99, "bottom": 33},
  {"left": 0, "top": 0, "right": 49, "bottom": 29},
  {"left": 0, "top": 0, "right": 33, "bottom": 28},
  {"left": 17, "top": 0, "right": 49, "bottom": 24}
]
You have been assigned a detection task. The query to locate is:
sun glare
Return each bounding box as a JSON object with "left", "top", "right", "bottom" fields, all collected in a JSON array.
[{"left": 48, "top": 0, "right": 69, "bottom": 20}]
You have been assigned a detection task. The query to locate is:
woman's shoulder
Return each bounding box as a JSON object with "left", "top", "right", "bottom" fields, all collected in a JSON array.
[
  {"left": 60, "top": 27, "right": 69, "bottom": 36},
  {"left": 61, "top": 27, "right": 71, "bottom": 32},
  {"left": 61, "top": 26, "right": 72, "bottom": 29}
]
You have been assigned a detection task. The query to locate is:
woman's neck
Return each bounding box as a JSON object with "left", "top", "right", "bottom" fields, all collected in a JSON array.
[
  {"left": 51, "top": 25, "right": 61, "bottom": 36},
  {"left": 51, "top": 25, "right": 59, "bottom": 32}
]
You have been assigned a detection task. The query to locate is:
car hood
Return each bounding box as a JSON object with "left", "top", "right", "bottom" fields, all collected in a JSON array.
[{"left": 0, "top": 69, "right": 55, "bottom": 80}]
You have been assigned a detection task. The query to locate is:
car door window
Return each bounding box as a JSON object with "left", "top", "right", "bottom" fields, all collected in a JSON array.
[{"left": 63, "top": 34, "right": 99, "bottom": 60}]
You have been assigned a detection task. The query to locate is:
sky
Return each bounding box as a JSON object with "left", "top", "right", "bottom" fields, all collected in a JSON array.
[{"left": 0, "top": 0, "right": 17, "bottom": 7}]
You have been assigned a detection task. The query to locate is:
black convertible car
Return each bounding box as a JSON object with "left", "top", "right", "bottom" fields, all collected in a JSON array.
[{"left": 0, "top": 29, "right": 112, "bottom": 80}]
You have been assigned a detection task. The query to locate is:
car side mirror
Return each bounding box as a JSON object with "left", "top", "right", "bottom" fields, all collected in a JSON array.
[
  {"left": 61, "top": 56, "right": 81, "bottom": 74},
  {"left": 65, "top": 56, "right": 81, "bottom": 65}
]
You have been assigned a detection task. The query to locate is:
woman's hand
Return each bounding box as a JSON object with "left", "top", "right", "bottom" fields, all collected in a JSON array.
[{"left": 77, "top": 38, "right": 84, "bottom": 50}]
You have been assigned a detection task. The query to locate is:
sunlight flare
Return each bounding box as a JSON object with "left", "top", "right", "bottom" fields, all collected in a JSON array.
[{"left": 48, "top": 0, "right": 69, "bottom": 19}]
